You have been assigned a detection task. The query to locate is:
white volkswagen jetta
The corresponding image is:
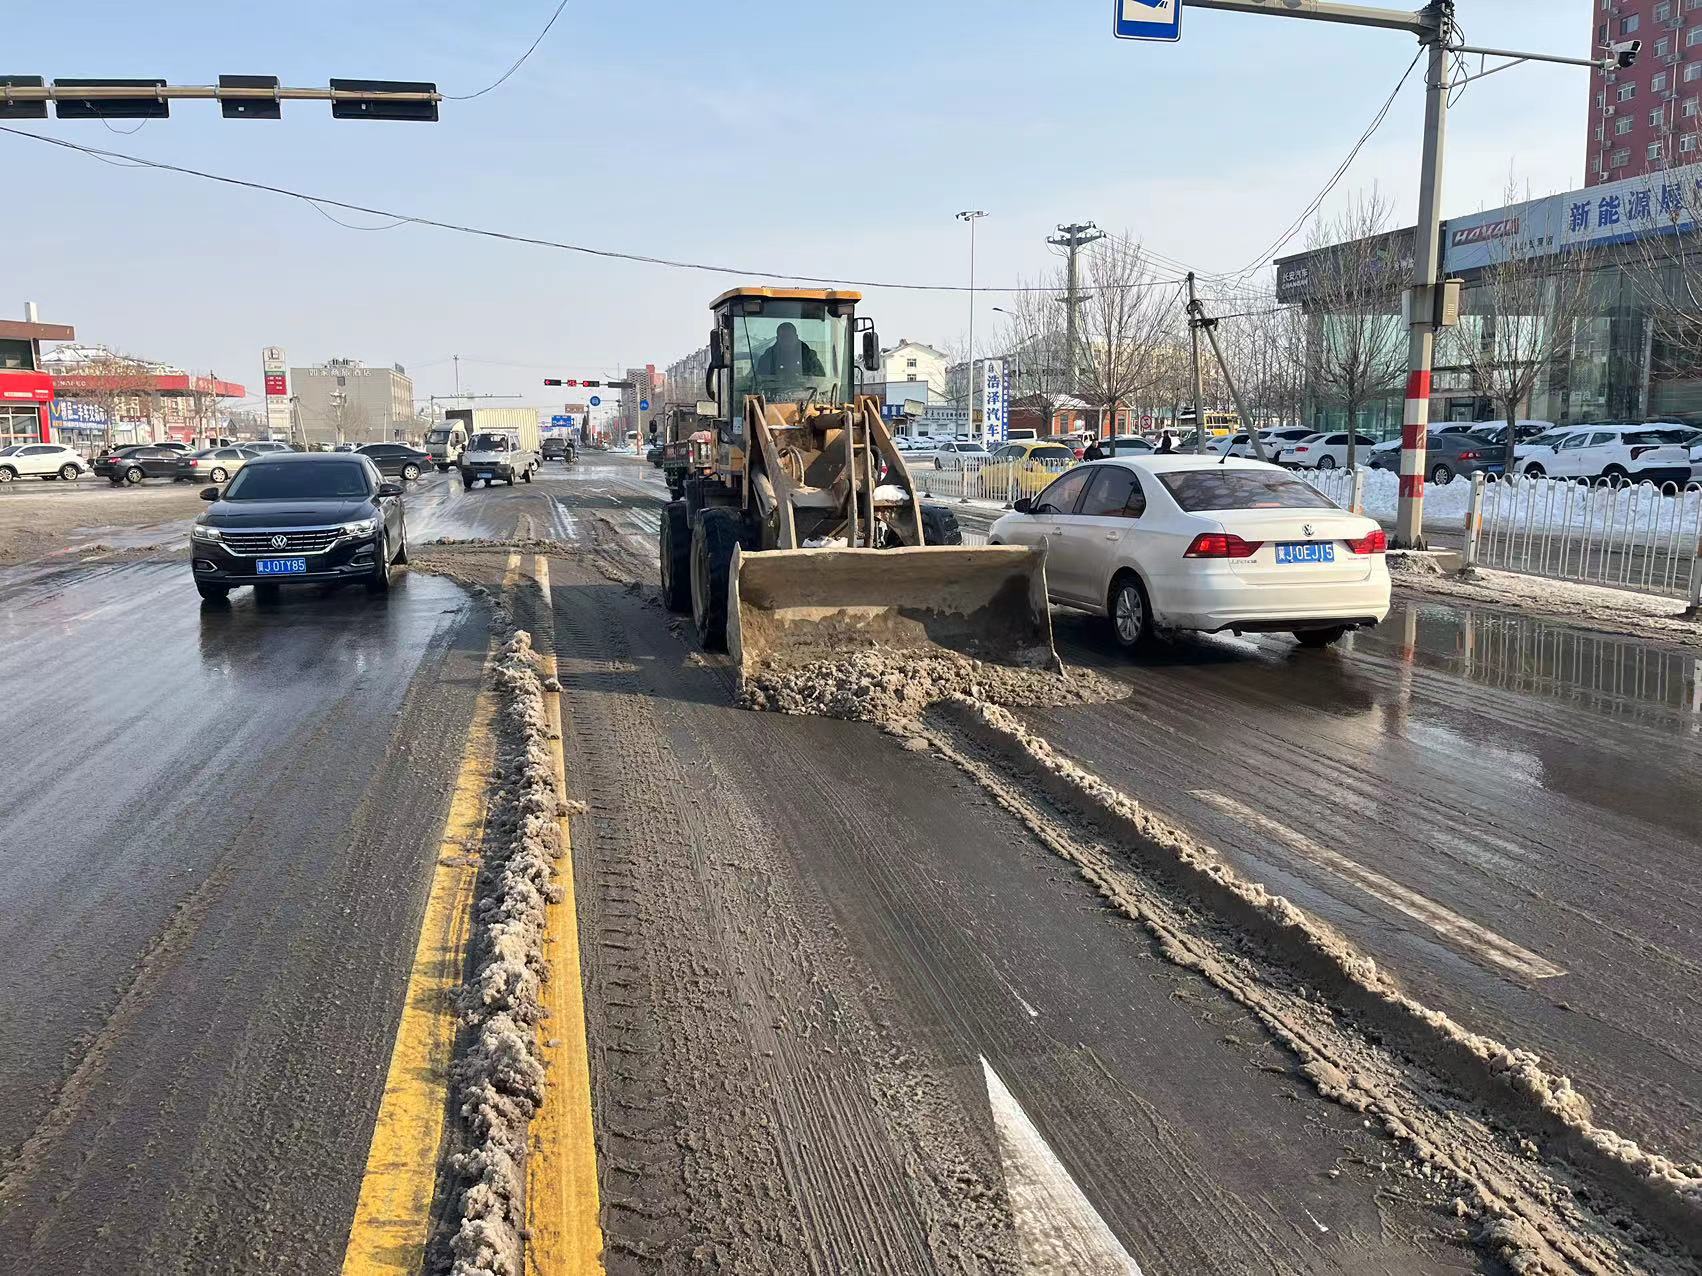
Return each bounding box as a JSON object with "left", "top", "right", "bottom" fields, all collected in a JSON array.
[{"left": 989, "top": 456, "right": 1391, "bottom": 648}]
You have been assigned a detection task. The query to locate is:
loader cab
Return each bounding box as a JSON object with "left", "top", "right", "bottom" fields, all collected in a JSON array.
[{"left": 705, "top": 288, "right": 868, "bottom": 442}]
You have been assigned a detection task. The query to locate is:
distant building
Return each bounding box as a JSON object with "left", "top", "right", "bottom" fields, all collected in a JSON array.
[
  {"left": 290, "top": 358, "right": 415, "bottom": 446},
  {"left": 864, "top": 339, "right": 948, "bottom": 398},
  {"left": 1585, "top": 0, "right": 1695, "bottom": 187},
  {"left": 0, "top": 303, "right": 75, "bottom": 448},
  {"left": 42, "top": 341, "right": 245, "bottom": 448}
]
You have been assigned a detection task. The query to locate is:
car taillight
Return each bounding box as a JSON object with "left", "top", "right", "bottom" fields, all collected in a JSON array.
[
  {"left": 1629, "top": 445, "right": 1658, "bottom": 460},
  {"left": 1346, "top": 529, "right": 1387, "bottom": 554},
  {"left": 1184, "top": 532, "right": 1262, "bottom": 558},
  {"left": 1073, "top": 448, "right": 1085, "bottom": 460},
  {"left": 1295, "top": 444, "right": 1310, "bottom": 452},
  {"left": 1456, "top": 450, "right": 1480, "bottom": 460}
]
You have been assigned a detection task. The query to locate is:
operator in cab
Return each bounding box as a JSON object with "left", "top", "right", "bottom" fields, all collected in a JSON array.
[{"left": 756, "top": 322, "right": 826, "bottom": 380}]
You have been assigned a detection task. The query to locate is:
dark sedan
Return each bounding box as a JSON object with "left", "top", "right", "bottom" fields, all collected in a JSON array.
[
  {"left": 93, "top": 444, "right": 182, "bottom": 485},
  {"left": 189, "top": 454, "right": 407, "bottom": 602},
  {"left": 1368, "top": 429, "right": 1504, "bottom": 484},
  {"left": 355, "top": 442, "right": 431, "bottom": 481}
]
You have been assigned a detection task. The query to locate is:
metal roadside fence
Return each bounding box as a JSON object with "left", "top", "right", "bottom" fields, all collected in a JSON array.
[
  {"left": 913, "top": 454, "right": 1074, "bottom": 507},
  {"left": 1298, "top": 466, "right": 1368, "bottom": 515},
  {"left": 1461, "top": 471, "right": 1702, "bottom": 604}
]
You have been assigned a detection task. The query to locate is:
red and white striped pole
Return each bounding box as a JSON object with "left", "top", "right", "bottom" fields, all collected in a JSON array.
[{"left": 1394, "top": 22, "right": 1451, "bottom": 549}]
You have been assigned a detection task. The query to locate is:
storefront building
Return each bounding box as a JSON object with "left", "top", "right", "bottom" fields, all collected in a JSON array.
[{"left": 0, "top": 310, "right": 77, "bottom": 447}]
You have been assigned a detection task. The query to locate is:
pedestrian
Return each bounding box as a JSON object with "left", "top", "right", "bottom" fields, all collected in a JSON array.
[
  {"left": 1083, "top": 437, "right": 1105, "bottom": 462},
  {"left": 1156, "top": 430, "right": 1177, "bottom": 454}
]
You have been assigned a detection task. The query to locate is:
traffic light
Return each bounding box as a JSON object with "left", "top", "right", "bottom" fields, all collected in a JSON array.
[
  {"left": 55, "top": 78, "right": 168, "bottom": 119},
  {"left": 544, "top": 378, "right": 563, "bottom": 386},
  {"left": 581, "top": 380, "right": 601, "bottom": 388},
  {"left": 330, "top": 78, "right": 439, "bottom": 122},
  {"left": 543, "top": 376, "right": 602, "bottom": 387},
  {"left": 0, "top": 76, "right": 47, "bottom": 120},
  {"left": 219, "top": 75, "right": 280, "bottom": 120}
]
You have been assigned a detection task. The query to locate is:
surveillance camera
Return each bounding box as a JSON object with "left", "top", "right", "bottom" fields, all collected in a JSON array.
[{"left": 1606, "top": 38, "right": 1642, "bottom": 70}]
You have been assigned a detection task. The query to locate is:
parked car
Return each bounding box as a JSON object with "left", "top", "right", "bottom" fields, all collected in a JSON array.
[
  {"left": 1514, "top": 424, "right": 1694, "bottom": 485},
  {"left": 0, "top": 442, "right": 89, "bottom": 483},
  {"left": 1366, "top": 430, "right": 1504, "bottom": 484},
  {"left": 332, "top": 443, "right": 358, "bottom": 453},
  {"left": 645, "top": 443, "right": 665, "bottom": 466},
  {"left": 1286, "top": 432, "right": 1378, "bottom": 470},
  {"left": 189, "top": 453, "right": 407, "bottom": 602},
  {"left": 355, "top": 442, "right": 431, "bottom": 481},
  {"left": 1104, "top": 435, "right": 1156, "bottom": 457},
  {"left": 175, "top": 446, "right": 260, "bottom": 485},
  {"left": 244, "top": 440, "right": 293, "bottom": 454},
  {"left": 932, "top": 439, "right": 990, "bottom": 470},
  {"left": 988, "top": 456, "right": 1390, "bottom": 648},
  {"left": 93, "top": 444, "right": 183, "bottom": 485},
  {"left": 977, "top": 441, "right": 1077, "bottom": 498},
  {"left": 1245, "top": 427, "right": 1324, "bottom": 462},
  {"left": 1044, "top": 433, "right": 1089, "bottom": 461}
]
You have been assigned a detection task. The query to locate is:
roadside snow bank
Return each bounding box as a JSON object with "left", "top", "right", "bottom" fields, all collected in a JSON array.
[
  {"left": 443, "top": 631, "right": 563, "bottom": 1276},
  {"left": 739, "top": 649, "right": 1125, "bottom": 722},
  {"left": 926, "top": 696, "right": 1702, "bottom": 1268}
]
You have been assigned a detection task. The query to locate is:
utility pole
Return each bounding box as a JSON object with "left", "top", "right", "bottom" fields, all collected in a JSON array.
[
  {"left": 1048, "top": 222, "right": 1105, "bottom": 401},
  {"left": 956, "top": 210, "right": 987, "bottom": 437},
  {"left": 453, "top": 355, "right": 461, "bottom": 399},
  {"left": 1187, "top": 273, "right": 1207, "bottom": 456}
]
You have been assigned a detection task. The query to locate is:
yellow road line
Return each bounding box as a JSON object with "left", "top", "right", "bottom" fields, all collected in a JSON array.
[
  {"left": 341, "top": 552, "right": 523, "bottom": 1276},
  {"left": 525, "top": 552, "right": 606, "bottom": 1276}
]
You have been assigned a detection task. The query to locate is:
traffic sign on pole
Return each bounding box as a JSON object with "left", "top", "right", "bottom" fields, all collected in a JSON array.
[
  {"left": 1113, "top": 0, "right": 1181, "bottom": 42},
  {"left": 589, "top": 395, "right": 601, "bottom": 407},
  {"left": 638, "top": 399, "right": 650, "bottom": 411}
]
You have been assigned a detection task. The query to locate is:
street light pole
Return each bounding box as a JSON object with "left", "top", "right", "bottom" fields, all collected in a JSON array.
[{"left": 956, "top": 210, "right": 987, "bottom": 438}]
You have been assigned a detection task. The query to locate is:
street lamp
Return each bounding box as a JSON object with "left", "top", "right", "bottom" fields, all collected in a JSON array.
[{"left": 956, "top": 210, "right": 987, "bottom": 437}]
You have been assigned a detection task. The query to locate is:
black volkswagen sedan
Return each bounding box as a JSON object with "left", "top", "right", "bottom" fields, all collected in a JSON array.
[{"left": 189, "top": 453, "right": 407, "bottom": 602}]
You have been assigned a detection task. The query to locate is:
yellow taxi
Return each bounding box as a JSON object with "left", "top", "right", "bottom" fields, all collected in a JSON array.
[{"left": 976, "top": 440, "right": 1079, "bottom": 500}]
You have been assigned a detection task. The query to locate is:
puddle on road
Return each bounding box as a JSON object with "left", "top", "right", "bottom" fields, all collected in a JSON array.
[{"left": 1350, "top": 597, "right": 1702, "bottom": 732}]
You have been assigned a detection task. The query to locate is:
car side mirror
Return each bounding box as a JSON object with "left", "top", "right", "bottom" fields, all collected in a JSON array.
[
  {"left": 377, "top": 482, "right": 404, "bottom": 498},
  {"left": 707, "top": 328, "right": 727, "bottom": 371},
  {"left": 200, "top": 486, "right": 220, "bottom": 501},
  {"left": 1013, "top": 497, "right": 1034, "bottom": 514},
  {"left": 861, "top": 328, "right": 880, "bottom": 372}
]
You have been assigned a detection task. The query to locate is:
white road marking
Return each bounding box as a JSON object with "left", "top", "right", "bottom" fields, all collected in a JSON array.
[
  {"left": 980, "top": 1056, "right": 1143, "bottom": 1275},
  {"left": 1189, "top": 790, "right": 1565, "bottom": 981}
]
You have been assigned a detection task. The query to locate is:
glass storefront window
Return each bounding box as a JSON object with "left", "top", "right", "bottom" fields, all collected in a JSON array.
[{"left": 0, "top": 406, "right": 42, "bottom": 448}]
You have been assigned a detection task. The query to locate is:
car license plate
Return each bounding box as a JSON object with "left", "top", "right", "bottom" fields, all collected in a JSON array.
[
  {"left": 478, "top": 471, "right": 493, "bottom": 480},
  {"left": 1277, "top": 542, "right": 1335, "bottom": 565},
  {"left": 256, "top": 557, "right": 307, "bottom": 575}
]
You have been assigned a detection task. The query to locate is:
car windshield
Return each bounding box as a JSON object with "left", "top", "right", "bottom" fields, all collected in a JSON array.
[
  {"left": 1626, "top": 429, "right": 1691, "bottom": 445},
  {"left": 469, "top": 433, "right": 510, "bottom": 451},
  {"left": 222, "top": 461, "right": 372, "bottom": 501},
  {"left": 1160, "top": 468, "right": 1336, "bottom": 511},
  {"left": 1031, "top": 445, "right": 1074, "bottom": 462},
  {"left": 0, "top": 445, "right": 19, "bottom": 456},
  {"left": 425, "top": 429, "right": 452, "bottom": 444},
  {"left": 957, "top": 442, "right": 988, "bottom": 453}
]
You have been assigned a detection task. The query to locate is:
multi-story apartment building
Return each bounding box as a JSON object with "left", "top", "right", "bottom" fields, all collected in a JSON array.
[
  {"left": 290, "top": 358, "right": 415, "bottom": 446},
  {"left": 1586, "top": 0, "right": 1702, "bottom": 185}
]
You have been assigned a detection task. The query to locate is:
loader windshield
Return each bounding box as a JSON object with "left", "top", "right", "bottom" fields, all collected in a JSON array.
[{"left": 731, "top": 300, "right": 852, "bottom": 407}]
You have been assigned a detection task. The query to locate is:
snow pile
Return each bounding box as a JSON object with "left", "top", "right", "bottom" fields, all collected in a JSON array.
[
  {"left": 739, "top": 649, "right": 1125, "bottom": 723},
  {"left": 443, "top": 631, "right": 563, "bottom": 1276}
]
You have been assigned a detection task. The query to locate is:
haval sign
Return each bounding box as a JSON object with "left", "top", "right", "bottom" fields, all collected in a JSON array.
[{"left": 1451, "top": 216, "right": 1521, "bottom": 247}]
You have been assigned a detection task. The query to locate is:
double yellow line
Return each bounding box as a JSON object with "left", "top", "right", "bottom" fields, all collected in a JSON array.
[{"left": 341, "top": 552, "right": 603, "bottom": 1276}]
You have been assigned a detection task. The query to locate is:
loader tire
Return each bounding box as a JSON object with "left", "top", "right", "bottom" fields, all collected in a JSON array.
[
  {"left": 660, "top": 499, "right": 692, "bottom": 613},
  {"left": 919, "top": 504, "right": 963, "bottom": 546},
  {"left": 690, "top": 507, "right": 743, "bottom": 650}
]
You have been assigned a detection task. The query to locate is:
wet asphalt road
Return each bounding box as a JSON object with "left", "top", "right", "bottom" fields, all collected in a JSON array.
[{"left": 3, "top": 456, "right": 1699, "bottom": 1272}]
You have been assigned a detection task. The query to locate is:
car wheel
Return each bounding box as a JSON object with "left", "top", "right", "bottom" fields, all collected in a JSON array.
[
  {"left": 59, "top": 464, "right": 81, "bottom": 481},
  {"left": 522, "top": 467, "right": 532, "bottom": 484},
  {"left": 125, "top": 466, "right": 144, "bottom": 485},
  {"left": 210, "top": 467, "right": 228, "bottom": 483},
  {"left": 1523, "top": 463, "right": 1545, "bottom": 479},
  {"left": 1429, "top": 463, "right": 1454, "bottom": 485},
  {"left": 1108, "top": 573, "right": 1152, "bottom": 651},
  {"left": 461, "top": 477, "right": 474, "bottom": 491},
  {"left": 436, "top": 464, "right": 449, "bottom": 473},
  {"left": 393, "top": 524, "right": 409, "bottom": 565},
  {"left": 1602, "top": 465, "right": 1629, "bottom": 488},
  {"left": 366, "top": 537, "right": 393, "bottom": 593},
  {"left": 401, "top": 463, "right": 421, "bottom": 481},
  {"left": 196, "top": 582, "right": 230, "bottom": 603},
  {"left": 1316, "top": 455, "right": 1337, "bottom": 470},
  {"left": 1294, "top": 625, "right": 1349, "bottom": 648},
  {"left": 0, "top": 467, "right": 15, "bottom": 484}
]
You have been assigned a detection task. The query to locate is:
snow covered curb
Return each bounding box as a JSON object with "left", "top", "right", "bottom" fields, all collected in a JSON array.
[
  {"left": 1388, "top": 555, "right": 1702, "bottom": 649},
  {"left": 442, "top": 631, "right": 564, "bottom": 1276},
  {"left": 926, "top": 697, "right": 1702, "bottom": 1264}
]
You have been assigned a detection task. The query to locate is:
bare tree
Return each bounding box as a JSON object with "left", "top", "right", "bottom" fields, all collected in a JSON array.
[
  {"left": 995, "top": 274, "right": 1073, "bottom": 436},
  {"left": 1624, "top": 175, "right": 1702, "bottom": 411},
  {"left": 187, "top": 373, "right": 226, "bottom": 444},
  {"left": 1074, "top": 235, "right": 1175, "bottom": 439},
  {"left": 1440, "top": 204, "right": 1595, "bottom": 475},
  {"left": 1301, "top": 190, "right": 1409, "bottom": 469}
]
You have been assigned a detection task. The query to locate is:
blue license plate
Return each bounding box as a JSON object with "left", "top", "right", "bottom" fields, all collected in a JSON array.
[
  {"left": 478, "top": 471, "right": 493, "bottom": 480},
  {"left": 257, "top": 557, "right": 307, "bottom": 575},
  {"left": 1276, "top": 542, "right": 1335, "bottom": 565}
]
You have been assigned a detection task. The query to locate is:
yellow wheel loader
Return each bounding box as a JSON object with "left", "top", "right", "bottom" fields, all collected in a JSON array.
[{"left": 656, "top": 286, "right": 1058, "bottom": 679}]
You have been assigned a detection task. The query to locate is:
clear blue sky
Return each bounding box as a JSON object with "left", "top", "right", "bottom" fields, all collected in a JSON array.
[{"left": 3, "top": 0, "right": 1589, "bottom": 407}]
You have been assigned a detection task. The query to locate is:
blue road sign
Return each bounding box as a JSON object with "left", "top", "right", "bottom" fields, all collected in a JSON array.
[
  {"left": 589, "top": 395, "right": 601, "bottom": 407},
  {"left": 551, "top": 414, "right": 572, "bottom": 427},
  {"left": 1113, "top": 0, "right": 1180, "bottom": 42},
  {"left": 639, "top": 398, "right": 650, "bottom": 411}
]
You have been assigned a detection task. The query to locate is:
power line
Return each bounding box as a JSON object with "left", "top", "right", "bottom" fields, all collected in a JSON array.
[
  {"left": 1223, "top": 48, "right": 1424, "bottom": 281},
  {"left": 0, "top": 124, "right": 1188, "bottom": 295},
  {"left": 447, "top": 0, "right": 572, "bottom": 100}
]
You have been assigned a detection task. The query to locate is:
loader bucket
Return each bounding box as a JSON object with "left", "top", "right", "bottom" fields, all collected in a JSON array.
[{"left": 727, "top": 544, "right": 1060, "bottom": 679}]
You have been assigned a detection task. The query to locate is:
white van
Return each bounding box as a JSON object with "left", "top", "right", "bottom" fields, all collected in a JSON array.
[{"left": 423, "top": 422, "right": 468, "bottom": 471}]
